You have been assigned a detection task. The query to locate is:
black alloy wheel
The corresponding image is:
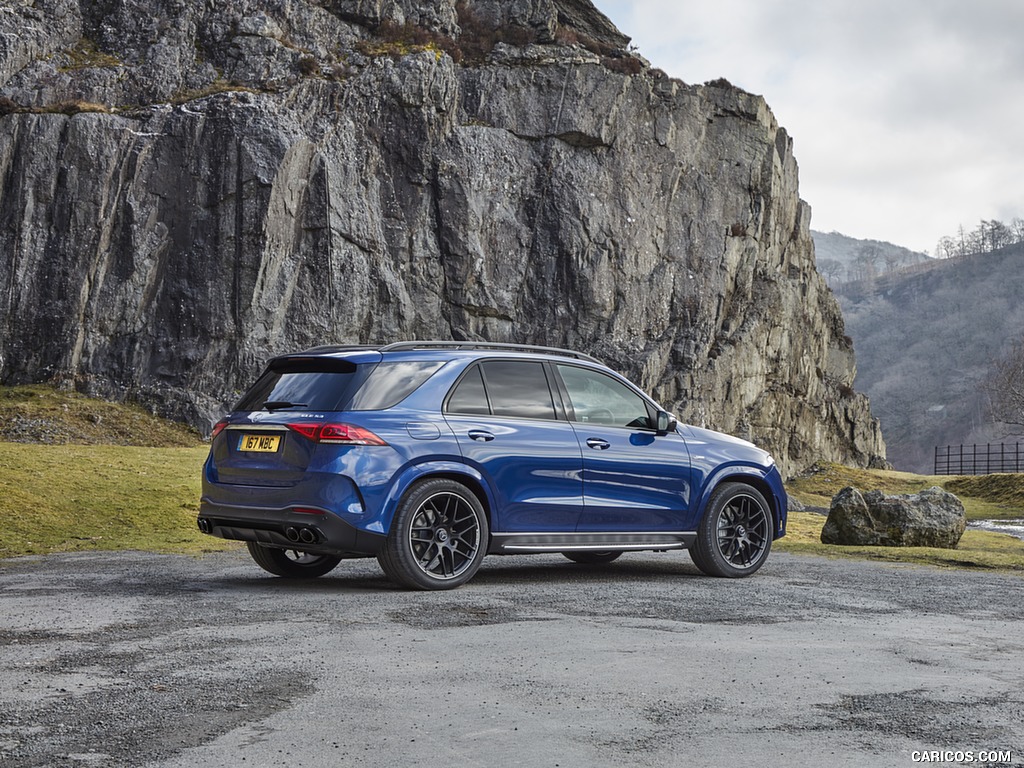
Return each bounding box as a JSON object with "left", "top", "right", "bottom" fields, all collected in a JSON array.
[
  {"left": 378, "top": 478, "right": 489, "bottom": 590},
  {"left": 690, "top": 482, "right": 773, "bottom": 578}
]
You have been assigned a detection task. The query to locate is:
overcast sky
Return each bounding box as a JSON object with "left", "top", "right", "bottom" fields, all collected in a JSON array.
[{"left": 598, "top": 0, "right": 1024, "bottom": 254}]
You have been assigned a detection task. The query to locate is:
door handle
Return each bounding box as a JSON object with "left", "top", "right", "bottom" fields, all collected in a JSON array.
[
  {"left": 586, "top": 437, "right": 610, "bottom": 450},
  {"left": 468, "top": 429, "right": 495, "bottom": 442}
]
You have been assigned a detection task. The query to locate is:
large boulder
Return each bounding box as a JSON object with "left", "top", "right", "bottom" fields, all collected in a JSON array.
[{"left": 821, "top": 486, "right": 966, "bottom": 548}]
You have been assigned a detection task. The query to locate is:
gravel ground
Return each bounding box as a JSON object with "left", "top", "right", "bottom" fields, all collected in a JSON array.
[{"left": 1, "top": 550, "right": 1022, "bottom": 767}]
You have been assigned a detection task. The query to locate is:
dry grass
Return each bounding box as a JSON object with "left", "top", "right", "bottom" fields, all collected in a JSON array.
[
  {"left": 787, "top": 461, "right": 1024, "bottom": 521},
  {"left": 779, "top": 461, "right": 1024, "bottom": 573},
  {"left": 0, "top": 384, "right": 201, "bottom": 447},
  {"left": 778, "top": 511, "right": 1024, "bottom": 572},
  {"left": 60, "top": 38, "right": 123, "bottom": 71}
]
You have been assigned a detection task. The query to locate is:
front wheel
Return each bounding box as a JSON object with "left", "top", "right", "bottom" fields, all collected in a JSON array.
[
  {"left": 246, "top": 542, "right": 342, "bottom": 579},
  {"left": 690, "top": 483, "right": 773, "bottom": 578},
  {"left": 377, "top": 478, "right": 489, "bottom": 590}
]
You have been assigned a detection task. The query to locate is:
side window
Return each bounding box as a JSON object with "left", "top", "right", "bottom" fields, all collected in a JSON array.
[
  {"left": 557, "top": 365, "right": 652, "bottom": 429},
  {"left": 447, "top": 365, "right": 490, "bottom": 415},
  {"left": 480, "top": 361, "right": 556, "bottom": 420},
  {"left": 348, "top": 361, "right": 445, "bottom": 410}
]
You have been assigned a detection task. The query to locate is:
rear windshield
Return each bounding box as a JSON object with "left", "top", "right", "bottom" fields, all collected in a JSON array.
[
  {"left": 235, "top": 357, "right": 363, "bottom": 412},
  {"left": 234, "top": 358, "right": 443, "bottom": 413}
]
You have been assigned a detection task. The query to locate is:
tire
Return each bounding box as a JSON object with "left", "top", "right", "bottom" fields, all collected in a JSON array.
[
  {"left": 246, "top": 542, "right": 342, "bottom": 579},
  {"left": 690, "top": 482, "right": 774, "bottom": 578},
  {"left": 377, "top": 478, "right": 489, "bottom": 590},
  {"left": 562, "top": 551, "right": 623, "bottom": 564}
]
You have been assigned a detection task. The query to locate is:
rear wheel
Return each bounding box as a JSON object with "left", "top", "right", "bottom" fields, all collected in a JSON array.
[
  {"left": 690, "top": 483, "right": 773, "bottom": 578},
  {"left": 246, "top": 542, "right": 342, "bottom": 579},
  {"left": 378, "top": 478, "right": 488, "bottom": 590},
  {"left": 562, "top": 551, "right": 623, "bottom": 564}
]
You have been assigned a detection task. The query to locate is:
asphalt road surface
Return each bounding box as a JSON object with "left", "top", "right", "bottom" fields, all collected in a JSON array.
[{"left": 1, "top": 549, "right": 1022, "bottom": 768}]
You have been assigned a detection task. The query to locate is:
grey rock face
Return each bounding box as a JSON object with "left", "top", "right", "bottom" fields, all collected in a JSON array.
[
  {"left": 0, "top": 0, "right": 886, "bottom": 477},
  {"left": 821, "top": 487, "right": 966, "bottom": 548}
]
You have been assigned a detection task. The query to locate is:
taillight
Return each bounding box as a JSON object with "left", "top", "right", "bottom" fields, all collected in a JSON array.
[
  {"left": 211, "top": 419, "right": 229, "bottom": 438},
  {"left": 287, "top": 423, "right": 319, "bottom": 440},
  {"left": 287, "top": 422, "right": 387, "bottom": 446}
]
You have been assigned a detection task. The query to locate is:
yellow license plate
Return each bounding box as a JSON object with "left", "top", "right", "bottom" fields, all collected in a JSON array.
[{"left": 238, "top": 434, "right": 281, "bottom": 453}]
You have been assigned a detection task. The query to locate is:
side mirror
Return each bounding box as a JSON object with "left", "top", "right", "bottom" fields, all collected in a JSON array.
[{"left": 655, "top": 410, "right": 677, "bottom": 434}]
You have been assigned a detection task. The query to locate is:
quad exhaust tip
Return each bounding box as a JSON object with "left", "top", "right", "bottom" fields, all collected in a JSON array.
[
  {"left": 285, "top": 526, "right": 319, "bottom": 544},
  {"left": 199, "top": 519, "right": 319, "bottom": 544}
]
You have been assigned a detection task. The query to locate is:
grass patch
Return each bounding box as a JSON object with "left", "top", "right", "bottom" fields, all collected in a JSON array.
[
  {"left": 777, "top": 511, "right": 1024, "bottom": 572},
  {"left": 0, "top": 99, "right": 112, "bottom": 116},
  {"left": 169, "top": 78, "right": 260, "bottom": 105},
  {"left": 60, "top": 38, "right": 123, "bottom": 71},
  {"left": 0, "top": 443, "right": 237, "bottom": 558},
  {"left": 945, "top": 473, "right": 1024, "bottom": 509},
  {"left": 0, "top": 386, "right": 227, "bottom": 559},
  {"left": 0, "top": 384, "right": 201, "bottom": 447},
  {"left": 788, "top": 462, "right": 1024, "bottom": 521}
]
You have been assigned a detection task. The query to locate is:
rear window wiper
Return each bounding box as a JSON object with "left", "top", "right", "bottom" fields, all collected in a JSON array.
[{"left": 262, "top": 400, "right": 309, "bottom": 411}]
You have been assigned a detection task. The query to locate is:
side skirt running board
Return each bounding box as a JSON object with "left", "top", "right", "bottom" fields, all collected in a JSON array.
[{"left": 489, "top": 531, "right": 696, "bottom": 554}]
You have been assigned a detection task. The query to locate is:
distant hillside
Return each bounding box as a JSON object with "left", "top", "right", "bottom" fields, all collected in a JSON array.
[
  {"left": 837, "top": 244, "right": 1024, "bottom": 472},
  {"left": 812, "top": 231, "right": 931, "bottom": 287}
]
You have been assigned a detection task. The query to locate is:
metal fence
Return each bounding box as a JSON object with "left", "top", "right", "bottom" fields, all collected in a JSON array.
[{"left": 934, "top": 443, "right": 1024, "bottom": 475}]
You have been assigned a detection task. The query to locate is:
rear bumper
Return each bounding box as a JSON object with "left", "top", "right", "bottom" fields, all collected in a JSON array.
[{"left": 198, "top": 498, "right": 386, "bottom": 557}]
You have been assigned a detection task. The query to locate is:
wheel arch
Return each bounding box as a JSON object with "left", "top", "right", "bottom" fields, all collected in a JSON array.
[
  {"left": 380, "top": 461, "right": 496, "bottom": 535},
  {"left": 694, "top": 466, "right": 784, "bottom": 538}
]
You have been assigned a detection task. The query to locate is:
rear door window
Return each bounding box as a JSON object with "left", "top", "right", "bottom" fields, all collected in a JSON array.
[
  {"left": 446, "top": 361, "right": 558, "bottom": 420},
  {"left": 480, "top": 361, "right": 556, "bottom": 420}
]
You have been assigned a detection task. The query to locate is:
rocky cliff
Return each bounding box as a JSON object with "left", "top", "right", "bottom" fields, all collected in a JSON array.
[{"left": 0, "top": 0, "right": 886, "bottom": 476}]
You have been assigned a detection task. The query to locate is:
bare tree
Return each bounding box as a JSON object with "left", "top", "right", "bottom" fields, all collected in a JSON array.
[
  {"left": 936, "top": 235, "right": 956, "bottom": 259},
  {"left": 978, "top": 219, "right": 1012, "bottom": 251},
  {"left": 986, "top": 337, "right": 1024, "bottom": 429},
  {"left": 1011, "top": 217, "right": 1024, "bottom": 244},
  {"left": 937, "top": 217, "right": 1024, "bottom": 259}
]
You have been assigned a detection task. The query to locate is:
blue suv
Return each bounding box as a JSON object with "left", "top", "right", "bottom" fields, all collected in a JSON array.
[{"left": 199, "top": 341, "right": 787, "bottom": 589}]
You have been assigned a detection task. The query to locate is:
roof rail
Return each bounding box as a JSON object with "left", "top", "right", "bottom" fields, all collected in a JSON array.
[
  {"left": 297, "top": 344, "right": 382, "bottom": 354},
  {"left": 379, "top": 340, "right": 602, "bottom": 364}
]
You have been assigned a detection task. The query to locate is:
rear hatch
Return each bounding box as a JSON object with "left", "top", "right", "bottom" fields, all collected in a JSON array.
[{"left": 211, "top": 354, "right": 373, "bottom": 487}]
